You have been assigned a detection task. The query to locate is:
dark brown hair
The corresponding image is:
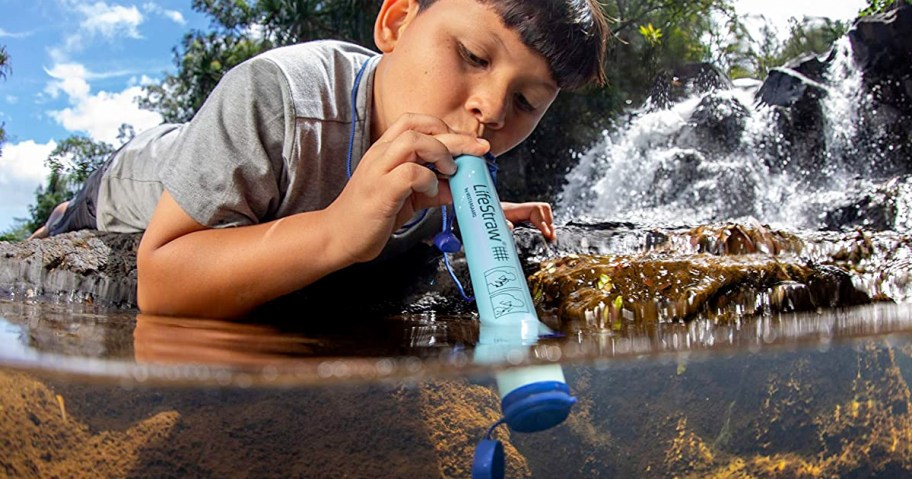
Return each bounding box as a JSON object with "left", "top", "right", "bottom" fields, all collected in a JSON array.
[{"left": 417, "top": 0, "right": 608, "bottom": 90}]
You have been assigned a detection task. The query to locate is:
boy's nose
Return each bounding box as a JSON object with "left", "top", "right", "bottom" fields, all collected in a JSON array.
[{"left": 466, "top": 91, "right": 507, "bottom": 131}]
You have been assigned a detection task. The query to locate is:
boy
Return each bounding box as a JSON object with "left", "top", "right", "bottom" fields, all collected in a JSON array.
[{"left": 35, "top": 0, "right": 608, "bottom": 318}]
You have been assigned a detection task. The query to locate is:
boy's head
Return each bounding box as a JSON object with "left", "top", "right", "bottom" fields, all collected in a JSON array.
[
  {"left": 371, "top": 0, "right": 609, "bottom": 156},
  {"left": 415, "top": 0, "right": 608, "bottom": 91}
]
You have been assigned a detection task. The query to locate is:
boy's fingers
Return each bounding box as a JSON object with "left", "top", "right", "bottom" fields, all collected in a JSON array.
[
  {"left": 433, "top": 132, "right": 490, "bottom": 161},
  {"left": 411, "top": 181, "right": 453, "bottom": 211},
  {"left": 374, "top": 129, "right": 488, "bottom": 177},
  {"left": 388, "top": 162, "right": 445, "bottom": 201},
  {"left": 375, "top": 131, "right": 458, "bottom": 175},
  {"left": 380, "top": 113, "right": 454, "bottom": 142}
]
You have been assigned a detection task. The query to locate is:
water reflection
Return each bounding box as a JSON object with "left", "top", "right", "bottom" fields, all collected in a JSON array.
[
  {"left": 3, "top": 299, "right": 912, "bottom": 386},
  {"left": 133, "top": 314, "right": 322, "bottom": 366}
]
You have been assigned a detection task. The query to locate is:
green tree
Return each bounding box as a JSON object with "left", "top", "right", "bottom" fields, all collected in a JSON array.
[
  {"left": 779, "top": 17, "right": 849, "bottom": 61},
  {"left": 0, "top": 45, "right": 10, "bottom": 80},
  {"left": 861, "top": 0, "right": 911, "bottom": 16},
  {"left": 725, "top": 16, "right": 850, "bottom": 80}
]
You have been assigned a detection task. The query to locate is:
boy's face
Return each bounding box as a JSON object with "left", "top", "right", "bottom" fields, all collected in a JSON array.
[{"left": 372, "top": 0, "right": 559, "bottom": 156}]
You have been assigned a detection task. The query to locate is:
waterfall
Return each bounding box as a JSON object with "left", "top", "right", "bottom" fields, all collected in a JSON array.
[{"left": 557, "top": 37, "right": 910, "bottom": 233}]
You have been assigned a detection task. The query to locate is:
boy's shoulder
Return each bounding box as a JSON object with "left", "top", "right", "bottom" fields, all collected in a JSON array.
[
  {"left": 247, "top": 40, "right": 379, "bottom": 120},
  {"left": 255, "top": 40, "right": 377, "bottom": 81}
]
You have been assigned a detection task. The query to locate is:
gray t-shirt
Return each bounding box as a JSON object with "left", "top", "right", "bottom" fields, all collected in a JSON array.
[{"left": 95, "top": 40, "right": 439, "bottom": 259}]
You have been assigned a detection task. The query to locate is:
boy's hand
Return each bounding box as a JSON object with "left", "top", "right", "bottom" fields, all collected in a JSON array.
[
  {"left": 502, "top": 201, "right": 556, "bottom": 242},
  {"left": 327, "top": 113, "right": 490, "bottom": 264}
]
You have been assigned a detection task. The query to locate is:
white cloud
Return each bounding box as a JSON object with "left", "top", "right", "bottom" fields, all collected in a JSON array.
[
  {"left": 128, "top": 74, "right": 157, "bottom": 87},
  {"left": 0, "top": 28, "right": 33, "bottom": 39},
  {"left": 4, "top": 95, "right": 17, "bottom": 104},
  {"left": 44, "top": 62, "right": 162, "bottom": 144},
  {"left": 143, "top": 2, "right": 187, "bottom": 26},
  {"left": 44, "top": 63, "right": 92, "bottom": 100},
  {"left": 49, "top": 86, "right": 161, "bottom": 144},
  {"left": 0, "top": 140, "right": 57, "bottom": 230},
  {"left": 164, "top": 10, "right": 186, "bottom": 25},
  {"left": 57, "top": 1, "right": 145, "bottom": 53},
  {"left": 78, "top": 2, "right": 144, "bottom": 39},
  {"left": 0, "top": 140, "right": 55, "bottom": 185}
]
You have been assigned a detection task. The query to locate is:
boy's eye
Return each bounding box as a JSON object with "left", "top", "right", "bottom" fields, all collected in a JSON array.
[
  {"left": 514, "top": 93, "right": 536, "bottom": 113},
  {"left": 458, "top": 42, "right": 489, "bottom": 68}
]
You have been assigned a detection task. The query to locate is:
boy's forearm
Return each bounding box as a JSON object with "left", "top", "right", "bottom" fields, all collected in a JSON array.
[{"left": 137, "top": 209, "right": 351, "bottom": 319}]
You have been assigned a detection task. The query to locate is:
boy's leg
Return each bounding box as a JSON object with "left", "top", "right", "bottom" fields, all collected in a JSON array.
[
  {"left": 27, "top": 201, "right": 70, "bottom": 240},
  {"left": 35, "top": 163, "right": 107, "bottom": 239}
]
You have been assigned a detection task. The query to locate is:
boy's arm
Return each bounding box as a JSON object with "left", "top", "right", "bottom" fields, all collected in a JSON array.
[
  {"left": 137, "top": 190, "right": 342, "bottom": 319},
  {"left": 138, "top": 113, "right": 490, "bottom": 319}
]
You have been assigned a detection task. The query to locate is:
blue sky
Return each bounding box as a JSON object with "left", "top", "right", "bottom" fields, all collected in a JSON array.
[
  {"left": 0, "top": 0, "right": 208, "bottom": 232},
  {"left": 0, "top": 0, "right": 868, "bottom": 233}
]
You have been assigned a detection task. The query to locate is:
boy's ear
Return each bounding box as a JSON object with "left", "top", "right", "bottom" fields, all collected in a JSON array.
[{"left": 374, "top": 0, "right": 420, "bottom": 53}]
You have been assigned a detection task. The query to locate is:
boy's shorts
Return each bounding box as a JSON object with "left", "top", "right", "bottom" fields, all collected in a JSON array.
[{"left": 48, "top": 163, "right": 107, "bottom": 236}]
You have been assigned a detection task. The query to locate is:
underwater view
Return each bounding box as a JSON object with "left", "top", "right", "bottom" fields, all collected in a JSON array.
[{"left": 3, "top": 4, "right": 912, "bottom": 479}]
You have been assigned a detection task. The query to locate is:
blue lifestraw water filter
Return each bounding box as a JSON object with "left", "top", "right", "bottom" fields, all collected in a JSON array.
[{"left": 448, "top": 154, "right": 576, "bottom": 479}]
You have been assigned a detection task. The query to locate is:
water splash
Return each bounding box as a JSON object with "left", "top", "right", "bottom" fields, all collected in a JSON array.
[{"left": 558, "top": 38, "right": 910, "bottom": 233}]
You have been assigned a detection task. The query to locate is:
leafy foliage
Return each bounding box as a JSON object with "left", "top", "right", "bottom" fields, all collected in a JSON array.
[
  {"left": 860, "top": 0, "right": 911, "bottom": 16},
  {"left": 0, "top": 45, "right": 10, "bottom": 81},
  {"left": 728, "top": 16, "right": 849, "bottom": 80}
]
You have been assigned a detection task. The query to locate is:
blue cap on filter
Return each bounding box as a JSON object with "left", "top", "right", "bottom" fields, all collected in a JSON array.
[
  {"left": 472, "top": 381, "right": 576, "bottom": 478},
  {"left": 434, "top": 230, "right": 463, "bottom": 253},
  {"left": 501, "top": 381, "right": 576, "bottom": 433},
  {"left": 472, "top": 439, "right": 505, "bottom": 479}
]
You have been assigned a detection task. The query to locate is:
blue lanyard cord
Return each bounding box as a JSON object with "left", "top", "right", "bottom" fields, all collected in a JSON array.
[
  {"left": 347, "top": 57, "right": 373, "bottom": 179},
  {"left": 441, "top": 204, "right": 474, "bottom": 302}
]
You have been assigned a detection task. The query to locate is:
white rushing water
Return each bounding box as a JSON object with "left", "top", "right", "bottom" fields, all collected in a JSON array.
[{"left": 557, "top": 37, "right": 910, "bottom": 233}]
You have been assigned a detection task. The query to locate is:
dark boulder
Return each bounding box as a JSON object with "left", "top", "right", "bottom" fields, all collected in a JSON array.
[
  {"left": 849, "top": 2, "right": 912, "bottom": 115},
  {"left": 848, "top": 3, "right": 912, "bottom": 177}
]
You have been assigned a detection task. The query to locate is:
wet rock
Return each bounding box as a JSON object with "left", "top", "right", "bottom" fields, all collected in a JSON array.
[
  {"left": 756, "top": 53, "right": 834, "bottom": 108},
  {"left": 0, "top": 231, "right": 140, "bottom": 307},
  {"left": 2, "top": 221, "right": 908, "bottom": 323},
  {"left": 757, "top": 67, "right": 829, "bottom": 176},
  {"left": 528, "top": 252, "right": 871, "bottom": 327},
  {"left": 819, "top": 175, "right": 912, "bottom": 231},
  {"left": 647, "top": 63, "right": 733, "bottom": 110},
  {"left": 849, "top": 2, "right": 912, "bottom": 116},
  {"left": 677, "top": 93, "right": 750, "bottom": 155}
]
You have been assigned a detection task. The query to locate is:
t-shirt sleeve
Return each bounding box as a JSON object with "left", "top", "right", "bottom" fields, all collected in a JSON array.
[{"left": 160, "top": 57, "right": 294, "bottom": 228}]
